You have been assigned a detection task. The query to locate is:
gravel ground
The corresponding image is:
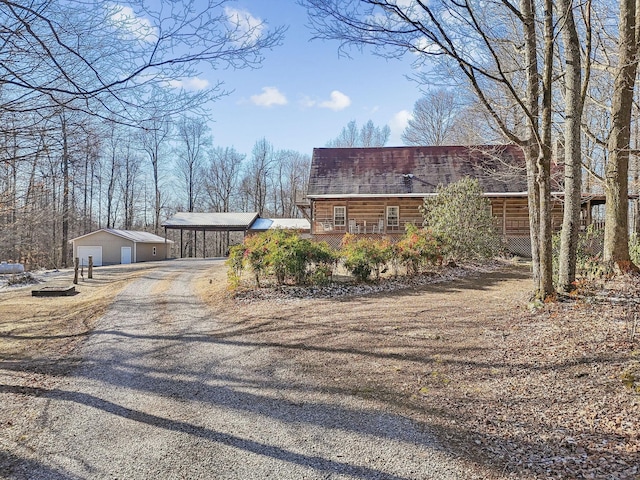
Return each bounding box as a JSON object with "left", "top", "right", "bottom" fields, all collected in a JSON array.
[{"left": 3, "top": 259, "right": 483, "bottom": 480}]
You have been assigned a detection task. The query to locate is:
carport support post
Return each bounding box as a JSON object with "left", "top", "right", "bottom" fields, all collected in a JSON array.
[
  {"left": 164, "top": 226, "right": 168, "bottom": 259},
  {"left": 203, "top": 229, "right": 206, "bottom": 258},
  {"left": 73, "top": 257, "right": 79, "bottom": 285},
  {"left": 88, "top": 256, "right": 93, "bottom": 279},
  {"left": 180, "top": 229, "right": 183, "bottom": 258}
]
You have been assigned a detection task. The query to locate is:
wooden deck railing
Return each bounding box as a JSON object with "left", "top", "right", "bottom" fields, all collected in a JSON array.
[
  {"left": 314, "top": 218, "right": 423, "bottom": 235},
  {"left": 315, "top": 217, "right": 607, "bottom": 236}
]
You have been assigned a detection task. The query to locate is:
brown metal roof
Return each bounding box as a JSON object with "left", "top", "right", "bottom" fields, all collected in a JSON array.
[{"left": 306, "top": 145, "right": 528, "bottom": 196}]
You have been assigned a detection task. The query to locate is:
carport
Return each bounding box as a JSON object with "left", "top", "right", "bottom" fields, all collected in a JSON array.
[{"left": 162, "top": 212, "right": 259, "bottom": 258}]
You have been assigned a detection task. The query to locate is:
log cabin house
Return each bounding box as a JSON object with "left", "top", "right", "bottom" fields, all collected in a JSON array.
[{"left": 296, "top": 145, "right": 606, "bottom": 256}]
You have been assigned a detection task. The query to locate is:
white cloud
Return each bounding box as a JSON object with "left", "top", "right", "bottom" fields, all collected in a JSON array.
[
  {"left": 299, "top": 91, "right": 352, "bottom": 111},
  {"left": 299, "top": 95, "right": 317, "bottom": 108},
  {"left": 224, "top": 7, "right": 264, "bottom": 45},
  {"left": 109, "top": 4, "right": 157, "bottom": 42},
  {"left": 318, "top": 90, "right": 351, "bottom": 111},
  {"left": 390, "top": 109, "right": 412, "bottom": 135},
  {"left": 251, "top": 87, "right": 288, "bottom": 107},
  {"left": 166, "top": 77, "right": 210, "bottom": 91}
]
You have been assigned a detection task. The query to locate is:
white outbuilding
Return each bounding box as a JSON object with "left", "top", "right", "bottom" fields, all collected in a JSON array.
[{"left": 70, "top": 229, "right": 173, "bottom": 266}]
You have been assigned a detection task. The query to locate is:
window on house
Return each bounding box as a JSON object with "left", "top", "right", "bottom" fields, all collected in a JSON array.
[
  {"left": 152, "top": 246, "right": 157, "bottom": 256},
  {"left": 334, "top": 206, "right": 346, "bottom": 227},
  {"left": 387, "top": 206, "right": 399, "bottom": 227}
]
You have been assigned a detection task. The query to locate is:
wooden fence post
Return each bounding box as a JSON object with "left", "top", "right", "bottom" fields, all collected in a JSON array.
[
  {"left": 73, "top": 257, "right": 79, "bottom": 285},
  {"left": 88, "top": 256, "right": 93, "bottom": 279}
]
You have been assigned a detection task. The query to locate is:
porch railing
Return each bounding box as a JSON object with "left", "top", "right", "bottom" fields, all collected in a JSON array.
[{"left": 314, "top": 217, "right": 423, "bottom": 235}]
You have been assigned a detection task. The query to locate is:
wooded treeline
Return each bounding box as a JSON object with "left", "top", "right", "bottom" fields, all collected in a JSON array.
[
  {"left": 0, "top": 111, "right": 310, "bottom": 268},
  {"left": 301, "top": 0, "right": 640, "bottom": 297},
  {"left": 0, "top": 1, "right": 313, "bottom": 268}
]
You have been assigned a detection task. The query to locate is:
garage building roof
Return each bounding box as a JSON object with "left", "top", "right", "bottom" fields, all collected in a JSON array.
[{"left": 70, "top": 229, "right": 173, "bottom": 244}]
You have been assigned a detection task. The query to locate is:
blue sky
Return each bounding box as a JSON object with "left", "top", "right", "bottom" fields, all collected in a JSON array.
[{"left": 199, "top": 0, "right": 424, "bottom": 158}]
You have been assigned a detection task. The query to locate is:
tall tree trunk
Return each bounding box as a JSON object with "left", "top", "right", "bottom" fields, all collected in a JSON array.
[
  {"left": 61, "top": 115, "right": 70, "bottom": 268},
  {"left": 154, "top": 159, "right": 161, "bottom": 234},
  {"left": 604, "top": 0, "right": 640, "bottom": 271},
  {"left": 538, "top": 0, "right": 555, "bottom": 297},
  {"left": 106, "top": 152, "right": 117, "bottom": 229},
  {"left": 558, "top": 0, "right": 585, "bottom": 290},
  {"left": 89, "top": 155, "right": 95, "bottom": 230},
  {"left": 83, "top": 151, "right": 89, "bottom": 233},
  {"left": 522, "top": 0, "right": 554, "bottom": 298}
]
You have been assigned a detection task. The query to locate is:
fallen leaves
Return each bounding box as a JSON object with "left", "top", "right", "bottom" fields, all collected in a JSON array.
[{"left": 214, "top": 265, "right": 640, "bottom": 479}]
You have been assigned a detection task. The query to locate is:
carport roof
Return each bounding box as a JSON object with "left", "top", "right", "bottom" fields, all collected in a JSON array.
[{"left": 162, "top": 212, "right": 259, "bottom": 231}]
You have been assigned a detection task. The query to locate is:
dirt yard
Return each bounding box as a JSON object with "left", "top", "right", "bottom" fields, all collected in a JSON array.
[
  {"left": 1, "top": 260, "right": 638, "bottom": 479},
  {"left": 0, "top": 264, "right": 159, "bottom": 360},
  {"left": 199, "top": 262, "right": 640, "bottom": 479}
]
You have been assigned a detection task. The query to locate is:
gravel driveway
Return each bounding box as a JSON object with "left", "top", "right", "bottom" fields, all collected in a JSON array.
[{"left": 6, "top": 259, "right": 481, "bottom": 480}]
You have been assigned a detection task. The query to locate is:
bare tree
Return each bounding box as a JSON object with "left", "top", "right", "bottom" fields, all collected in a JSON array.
[
  {"left": 103, "top": 125, "right": 123, "bottom": 229},
  {"left": 176, "top": 116, "right": 209, "bottom": 214},
  {"left": 278, "top": 150, "right": 311, "bottom": 217},
  {"left": 0, "top": 1, "right": 285, "bottom": 120},
  {"left": 203, "top": 146, "right": 244, "bottom": 255},
  {"left": 237, "top": 176, "right": 253, "bottom": 213},
  {"left": 60, "top": 113, "right": 71, "bottom": 267},
  {"left": 326, "top": 119, "right": 390, "bottom": 147},
  {"left": 557, "top": 0, "right": 590, "bottom": 290},
  {"left": 402, "top": 90, "right": 464, "bottom": 146},
  {"left": 327, "top": 120, "right": 359, "bottom": 147},
  {"left": 78, "top": 127, "right": 101, "bottom": 234},
  {"left": 359, "top": 119, "right": 391, "bottom": 147},
  {"left": 603, "top": 0, "right": 639, "bottom": 271},
  {"left": 205, "top": 146, "right": 244, "bottom": 213},
  {"left": 243, "top": 138, "right": 274, "bottom": 215},
  {"left": 139, "top": 115, "right": 171, "bottom": 233},
  {"left": 1, "top": 143, "right": 50, "bottom": 242},
  {"left": 119, "top": 145, "right": 142, "bottom": 230},
  {"left": 175, "top": 116, "right": 210, "bottom": 257}
]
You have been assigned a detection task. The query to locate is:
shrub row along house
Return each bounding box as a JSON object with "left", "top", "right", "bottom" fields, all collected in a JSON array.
[{"left": 296, "top": 145, "right": 607, "bottom": 256}]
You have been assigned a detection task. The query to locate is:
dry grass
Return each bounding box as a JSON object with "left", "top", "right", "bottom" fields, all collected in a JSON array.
[
  {"left": 200, "top": 265, "right": 640, "bottom": 479},
  {"left": 0, "top": 265, "right": 155, "bottom": 362}
]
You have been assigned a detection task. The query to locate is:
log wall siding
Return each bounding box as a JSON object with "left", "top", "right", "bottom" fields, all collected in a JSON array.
[
  {"left": 490, "top": 197, "right": 564, "bottom": 236},
  {"left": 312, "top": 196, "right": 566, "bottom": 237},
  {"left": 312, "top": 198, "right": 424, "bottom": 235}
]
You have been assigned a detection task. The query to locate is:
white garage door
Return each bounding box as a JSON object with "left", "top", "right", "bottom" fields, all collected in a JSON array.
[
  {"left": 77, "top": 246, "right": 103, "bottom": 267},
  {"left": 121, "top": 247, "right": 132, "bottom": 264}
]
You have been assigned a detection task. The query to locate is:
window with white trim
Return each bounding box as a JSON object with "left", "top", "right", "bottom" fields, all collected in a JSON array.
[
  {"left": 334, "top": 206, "right": 346, "bottom": 227},
  {"left": 152, "top": 246, "right": 157, "bottom": 256},
  {"left": 386, "top": 206, "right": 399, "bottom": 227}
]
